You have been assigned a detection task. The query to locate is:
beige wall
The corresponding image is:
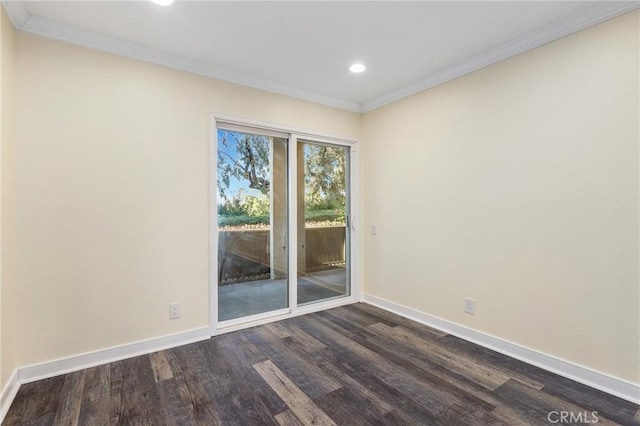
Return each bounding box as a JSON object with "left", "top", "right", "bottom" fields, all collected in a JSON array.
[
  {"left": 1, "top": 6, "right": 17, "bottom": 390},
  {"left": 14, "top": 33, "right": 361, "bottom": 366},
  {"left": 0, "top": 4, "right": 4, "bottom": 389},
  {"left": 5, "top": 7, "right": 639, "bottom": 389},
  {"left": 363, "top": 10, "right": 639, "bottom": 384}
]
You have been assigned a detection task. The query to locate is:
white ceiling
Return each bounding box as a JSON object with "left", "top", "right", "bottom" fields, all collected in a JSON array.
[{"left": 3, "top": 1, "right": 639, "bottom": 112}]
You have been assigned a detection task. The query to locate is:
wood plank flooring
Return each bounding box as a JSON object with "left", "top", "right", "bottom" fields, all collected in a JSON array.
[{"left": 4, "top": 303, "right": 639, "bottom": 425}]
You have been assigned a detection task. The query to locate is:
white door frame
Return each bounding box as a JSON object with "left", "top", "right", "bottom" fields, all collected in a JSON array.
[{"left": 209, "top": 114, "right": 361, "bottom": 336}]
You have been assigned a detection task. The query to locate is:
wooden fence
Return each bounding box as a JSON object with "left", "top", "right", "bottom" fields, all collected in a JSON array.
[{"left": 218, "top": 226, "right": 346, "bottom": 285}]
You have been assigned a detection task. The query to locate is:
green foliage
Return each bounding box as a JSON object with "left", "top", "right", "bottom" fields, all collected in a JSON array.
[
  {"left": 304, "top": 144, "right": 346, "bottom": 211},
  {"left": 218, "top": 192, "right": 270, "bottom": 219},
  {"left": 219, "top": 214, "right": 269, "bottom": 227},
  {"left": 217, "top": 131, "right": 348, "bottom": 228},
  {"left": 305, "top": 209, "right": 345, "bottom": 223},
  {"left": 242, "top": 195, "right": 270, "bottom": 216},
  {"left": 217, "top": 131, "right": 271, "bottom": 200},
  {"left": 219, "top": 209, "right": 344, "bottom": 227},
  {"left": 217, "top": 197, "right": 245, "bottom": 216}
]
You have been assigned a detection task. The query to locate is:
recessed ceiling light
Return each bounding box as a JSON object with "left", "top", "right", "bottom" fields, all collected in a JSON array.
[
  {"left": 151, "top": 0, "right": 174, "bottom": 6},
  {"left": 349, "top": 63, "right": 366, "bottom": 73}
]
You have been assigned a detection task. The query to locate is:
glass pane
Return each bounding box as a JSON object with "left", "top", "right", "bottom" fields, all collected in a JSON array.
[
  {"left": 217, "top": 129, "right": 288, "bottom": 321},
  {"left": 297, "top": 140, "right": 350, "bottom": 305}
]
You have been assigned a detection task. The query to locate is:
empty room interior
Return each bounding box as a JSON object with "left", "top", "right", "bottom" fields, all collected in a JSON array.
[{"left": 0, "top": 1, "right": 639, "bottom": 424}]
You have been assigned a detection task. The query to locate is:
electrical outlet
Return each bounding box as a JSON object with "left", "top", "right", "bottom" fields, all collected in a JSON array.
[
  {"left": 464, "top": 298, "right": 474, "bottom": 315},
  {"left": 170, "top": 303, "right": 181, "bottom": 319},
  {"left": 371, "top": 225, "right": 377, "bottom": 235}
]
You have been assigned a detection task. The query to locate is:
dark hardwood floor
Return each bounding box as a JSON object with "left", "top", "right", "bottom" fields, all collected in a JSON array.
[{"left": 4, "top": 303, "right": 639, "bottom": 425}]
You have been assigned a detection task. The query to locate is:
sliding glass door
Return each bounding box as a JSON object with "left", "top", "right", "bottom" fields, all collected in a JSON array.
[
  {"left": 215, "top": 122, "right": 353, "bottom": 326},
  {"left": 216, "top": 128, "right": 289, "bottom": 321},
  {"left": 296, "top": 140, "right": 350, "bottom": 305}
]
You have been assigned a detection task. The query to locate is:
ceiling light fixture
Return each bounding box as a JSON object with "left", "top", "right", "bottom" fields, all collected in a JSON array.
[
  {"left": 349, "top": 63, "right": 366, "bottom": 73},
  {"left": 151, "top": 0, "right": 174, "bottom": 6}
]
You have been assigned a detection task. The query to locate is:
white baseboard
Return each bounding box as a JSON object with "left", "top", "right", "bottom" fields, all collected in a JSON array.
[
  {"left": 363, "top": 294, "right": 640, "bottom": 405},
  {"left": 0, "top": 369, "right": 20, "bottom": 423},
  {"left": 2, "top": 298, "right": 638, "bottom": 423},
  {"left": 19, "top": 326, "right": 210, "bottom": 384}
]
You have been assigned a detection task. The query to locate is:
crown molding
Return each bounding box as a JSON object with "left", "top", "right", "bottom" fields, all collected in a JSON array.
[
  {"left": 3, "top": 1, "right": 639, "bottom": 114},
  {"left": 2, "top": 3, "right": 363, "bottom": 113},
  {"left": 362, "top": 1, "right": 640, "bottom": 112},
  {"left": 2, "top": 1, "right": 30, "bottom": 28}
]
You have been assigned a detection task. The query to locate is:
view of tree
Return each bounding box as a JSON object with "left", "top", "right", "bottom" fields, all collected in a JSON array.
[
  {"left": 217, "top": 131, "right": 270, "bottom": 200},
  {"left": 304, "top": 144, "right": 346, "bottom": 211},
  {"left": 217, "top": 130, "right": 346, "bottom": 226}
]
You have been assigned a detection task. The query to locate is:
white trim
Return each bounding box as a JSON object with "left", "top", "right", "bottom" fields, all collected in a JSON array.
[
  {"left": 210, "top": 114, "right": 360, "bottom": 336},
  {"left": 213, "top": 114, "right": 358, "bottom": 146},
  {"left": 5, "top": 1, "right": 638, "bottom": 113},
  {"left": 1, "top": 2, "right": 30, "bottom": 28},
  {"left": 2, "top": 8, "right": 361, "bottom": 113},
  {"left": 19, "top": 327, "right": 210, "bottom": 384},
  {"left": 218, "top": 308, "right": 291, "bottom": 330},
  {"left": 0, "top": 369, "right": 20, "bottom": 424},
  {"left": 348, "top": 147, "right": 361, "bottom": 303},
  {"left": 209, "top": 117, "right": 219, "bottom": 336},
  {"left": 1, "top": 326, "right": 209, "bottom": 421},
  {"left": 362, "top": 1, "right": 640, "bottom": 112},
  {"left": 214, "top": 297, "right": 357, "bottom": 336},
  {"left": 288, "top": 134, "right": 299, "bottom": 315},
  {"left": 218, "top": 122, "right": 290, "bottom": 140},
  {"left": 363, "top": 294, "right": 640, "bottom": 405}
]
